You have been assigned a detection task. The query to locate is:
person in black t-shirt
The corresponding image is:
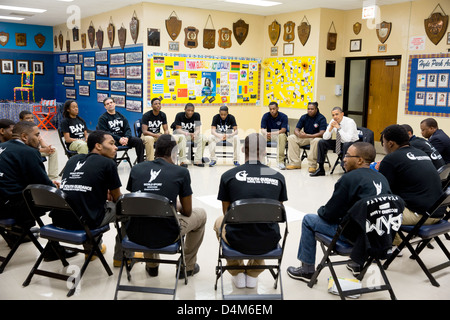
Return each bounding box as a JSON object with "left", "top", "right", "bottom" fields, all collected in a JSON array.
[
  {"left": 208, "top": 106, "right": 240, "bottom": 166},
  {"left": 98, "top": 97, "right": 145, "bottom": 163},
  {"left": 401, "top": 124, "right": 445, "bottom": 169},
  {"left": 141, "top": 97, "right": 169, "bottom": 161},
  {"left": 52, "top": 130, "right": 124, "bottom": 262},
  {"left": 287, "top": 142, "right": 392, "bottom": 283},
  {"left": 60, "top": 100, "right": 89, "bottom": 154},
  {"left": 126, "top": 134, "right": 206, "bottom": 278},
  {"left": 214, "top": 133, "right": 288, "bottom": 289},
  {"left": 379, "top": 124, "right": 443, "bottom": 246},
  {"left": 173, "top": 103, "right": 207, "bottom": 167}
]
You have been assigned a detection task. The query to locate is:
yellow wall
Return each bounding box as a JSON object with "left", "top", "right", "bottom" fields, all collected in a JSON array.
[{"left": 53, "top": 0, "right": 450, "bottom": 138}]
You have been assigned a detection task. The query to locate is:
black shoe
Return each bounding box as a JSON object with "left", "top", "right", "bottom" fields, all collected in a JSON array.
[
  {"left": 178, "top": 263, "right": 200, "bottom": 279},
  {"left": 310, "top": 168, "right": 325, "bottom": 177},
  {"left": 346, "top": 261, "right": 361, "bottom": 277},
  {"left": 146, "top": 265, "right": 159, "bottom": 277},
  {"left": 43, "top": 246, "right": 78, "bottom": 262},
  {"left": 193, "top": 163, "right": 205, "bottom": 167},
  {"left": 286, "top": 266, "right": 316, "bottom": 283},
  {"left": 180, "top": 162, "right": 188, "bottom": 168}
]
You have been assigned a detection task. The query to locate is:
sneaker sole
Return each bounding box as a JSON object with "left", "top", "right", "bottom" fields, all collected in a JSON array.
[{"left": 287, "top": 270, "right": 317, "bottom": 283}]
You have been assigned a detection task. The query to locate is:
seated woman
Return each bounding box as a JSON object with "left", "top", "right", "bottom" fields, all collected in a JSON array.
[{"left": 60, "top": 100, "right": 89, "bottom": 154}]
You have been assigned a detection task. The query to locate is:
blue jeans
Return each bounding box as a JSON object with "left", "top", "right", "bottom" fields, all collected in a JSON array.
[{"left": 297, "top": 214, "right": 343, "bottom": 265}]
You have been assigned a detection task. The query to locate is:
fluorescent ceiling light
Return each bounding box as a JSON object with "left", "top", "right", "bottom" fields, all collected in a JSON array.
[
  {"left": 224, "top": 0, "right": 281, "bottom": 7},
  {"left": 57, "top": 0, "right": 75, "bottom": 2},
  {"left": 0, "top": 15, "right": 25, "bottom": 21},
  {"left": 0, "top": 5, "right": 46, "bottom": 13}
]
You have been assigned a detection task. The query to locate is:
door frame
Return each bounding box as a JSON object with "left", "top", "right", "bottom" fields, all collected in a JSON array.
[{"left": 343, "top": 55, "right": 402, "bottom": 127}]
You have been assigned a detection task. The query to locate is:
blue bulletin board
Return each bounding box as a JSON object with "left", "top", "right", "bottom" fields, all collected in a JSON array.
[{"left": 405, "top": 53, "right": 450, "bottom": 117}]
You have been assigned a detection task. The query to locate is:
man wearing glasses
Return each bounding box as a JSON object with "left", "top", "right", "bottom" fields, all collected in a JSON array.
[{"left": 287, "top": 142, "right": 392, "bottom": 282}]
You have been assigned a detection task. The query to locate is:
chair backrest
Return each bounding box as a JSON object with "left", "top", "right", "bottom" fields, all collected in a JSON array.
[
  {"left": 23, "top": 184, "right": 71, "bottom": 212},
  {"left": 426, "top": 186, "right": 450, "bottom": 218},
  {"left": 116, "top": 192, "right": 177, "bottom": 219},
  {"left": 438, "top": 164, "right": 450, "bottom": 188},
  {"left": 58, "top": 127, "right": 76, "bottom": 157},
  {"left": 21, "top": 71, "right": 35, "bottom": 88},
  {"left": 357, "top": 127, "right": 374, "bottom": 145},
  {"left": 224, "top": 198, "right": 286, "bottom": 224},
  {"left": 134, "top": 119, "right": 142, "bottom": 137}
]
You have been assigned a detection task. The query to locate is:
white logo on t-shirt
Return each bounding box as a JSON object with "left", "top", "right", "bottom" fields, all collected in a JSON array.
[{"left": 149, "top": 169, "right": 161, "bottom": 183}]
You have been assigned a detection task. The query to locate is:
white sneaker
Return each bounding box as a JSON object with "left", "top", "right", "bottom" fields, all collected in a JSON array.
[
  {"left": 278, "top": 163, "right": 286, "bottom": 170},
  {"left": 232, "top": 273, "right": 246, "bottom": 289},
  {"left": 246, "top": 274, "right": 258, "bottom": 288}
]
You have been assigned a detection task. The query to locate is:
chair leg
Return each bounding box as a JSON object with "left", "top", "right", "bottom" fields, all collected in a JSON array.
[{"left": 23, "top": 244, "right": 51, "bottom": 287}]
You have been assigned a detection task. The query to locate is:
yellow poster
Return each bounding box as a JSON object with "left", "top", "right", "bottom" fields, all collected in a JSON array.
[
  {"left": 149, "top": 55, "right": 259, "bottom": 105},
  {"left": 263, "top": 56, "right": 316, "bottom": 108}
]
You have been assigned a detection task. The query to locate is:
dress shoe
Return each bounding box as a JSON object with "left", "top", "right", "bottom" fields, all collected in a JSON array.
[
  {"left": 310, "top": 168, "right": 325, "bottom": 177},
  {"left": 180, "top": 162, "right": 188, "bottom": 168},
  {"left": 193, "top": 162, "right": 204, "bottom": 167},
  {"left": 146, "top": 265, "right": 159, "bottom": 277},
  {"left": 178, "top": 263, "right": 200, "bottom": 279}
]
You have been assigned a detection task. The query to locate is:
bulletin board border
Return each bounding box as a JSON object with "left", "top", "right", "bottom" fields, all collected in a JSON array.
[
  {"left": 147, "top": 52, "right": 261, "bottom": 108},
  {"left": 405, "top": 53, "right": 450, "bottom": 118}
]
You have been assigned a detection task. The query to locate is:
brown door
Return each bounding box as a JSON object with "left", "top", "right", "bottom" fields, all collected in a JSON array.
[{"left": 366, "top": 58, "right": 401, "bottom": 139}]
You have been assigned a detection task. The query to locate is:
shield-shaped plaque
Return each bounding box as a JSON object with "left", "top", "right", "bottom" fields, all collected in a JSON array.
[
  {"left": 283, "top": 21, "right": 295, "bottom": 42},
  {"left": 107, "top": 19, "right": 115, "bottom": 48},
  {"left": 327, "top": 22, "right": 337, "bottom": 51},
  {"left": 203, "top": 15, "right": 215, "bottom": 49},
  {"left": 54, "top": 35, "right": 57, "bottom": 48},
  {"left": 130, "top": 11, "right": 139, "bottom": 44},
  {"left": 166, "top": 11, "right": 182, "bottom": 41},
  {"left": 96, "top": 27, "right": 104, "bottom": 50},
  {"left": 353, "top": 22, "right": 361, "bottom": 35},
  {"left": 58, "top": 32, "right": 63, "bottom": 51},
  {"left": 118, "top": 25, "right": 127, "bottom": 50},
  {"left": 0, "top": 31, "right": 9, "bottom": 47},
  {"left": 81, "top": 33, "right": 86, "bottom": 49},
  {"left": 297, "top": 19, "right": 310, "bottom": 46},
  {"left": 376, "top": 21, "right": 392, "bottom": 44},
  {"left": 268, "top": 20, "right": 281, "bottom": 46},
  {"left": 34, "top": 33, "right": 45, "bottom": 48},
  {"left": 218, "top": 28, "right": 232, "bottom": 49},
  {"left": 72, "top": 27, "right": 79, "bottom": 42},
  {"left": 66, "top": 39, "right": 70, "bottom": 53},
  {"left": 184, "top": 26, "right": 198, "bottom": 49},
  {"left": 87, "top": 22, "right": 95, "bottom": 48},
  {"left": 233, "top": 19, "right": 249, "bottom": 45},
  {"left": 425, "top": 12, "right": 448, "bottom": 45}
]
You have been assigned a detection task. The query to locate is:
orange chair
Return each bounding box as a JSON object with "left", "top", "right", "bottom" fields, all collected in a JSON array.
[
  {"left": 14, "top": 71, "right": 35, "bottom": 103},
  {"left": 33, "top": 105, "right": 57, "bottom": 130}
]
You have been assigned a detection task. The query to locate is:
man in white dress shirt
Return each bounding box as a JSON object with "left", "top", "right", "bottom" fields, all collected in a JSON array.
[{"left": 310, "top": 107, "right": 359, "bottom": 176}]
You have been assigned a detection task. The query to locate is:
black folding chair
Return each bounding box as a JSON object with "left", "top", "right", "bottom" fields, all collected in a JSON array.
[
  {"left": 383, "top": 187, "right": 450, "bottom": 287},
  {"left": 22, "top": 184, "right": 113, "bottom": 297},
  {"left": 266, "top": 124, "right": 289, "bottom": 165},
  {"left": 114, "top": 192, "right": 187, "bottom": 300},
  {"left": 301, "top": 145, "right": 330, "bottom": 168},
  {"left": 0, "top": 218, "right": 43, "bottom": 274},
  {"left": 438, "top": 163, "right": 450, "bottom": 189},
  {"left": 58, "top": 128, "right": 78, "bottom": 176},
  {"left": 214, "top": 198, "right": 288, "bottom": 300},
  {"left": 308, "top": 194, "right": 405, "bottom": 300}
]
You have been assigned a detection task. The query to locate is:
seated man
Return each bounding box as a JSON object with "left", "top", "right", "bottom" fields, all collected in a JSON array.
[
  {"left": 52, "top": 130, "right": 124, "bottom": 263},
  {"left": 172, "top": 103, "right": 207, "bottom": 167},
  {"left": 420, "top": 118, "right": 450, "bottom": 164},
  {"left": 98, "top": 97, "right": 145, "bottom": 163},
  {"left": 140, "top": 97, "right": 169, "bottom": 161},
  {"left": 379, "top": 124, "right": 444, "bottom": 246},
  {"left": 287, "top": 102, "right": 327, "bottom": 172},
  {"left": 401, "top": 124, "right": 445, "bottom": 170},
  {"left": 60, "top": 100, "right": 89, "bottom": 154},
  {"left": 287, "top": 142, "right": 392, "bottom": 282},
  {"left": 214, "top": 133, "right": 288, "bottom": 289},
  {"left": 208, "top": 106, "right": 240, "bottom": 167},
  {"left": 260, "top": 101, "right": 289, "bottom": 169},
  {"left": 126, "top": 134, "right": 207, "bottom": 278},
  {"left": 310, "top": 106, "right": 359, "bottom": 177},
  {"left": 0, "top": 119, "right": 15, "bottom": 143},
  {"left": 20, "top": 110, "right": 59, "bottom": 180}
]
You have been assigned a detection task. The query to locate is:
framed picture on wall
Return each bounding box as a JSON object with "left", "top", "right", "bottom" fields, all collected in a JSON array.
[
  {"left": 32, "top": 61, "right": 44, "bottom": 75},
  {"left": 125, "top": 51, "right": 142, "bottom": 64},
  {"left": 64, "top": 76, "right": 74, "bottom": 87},
  {"left": 96, "top": 64, "right": 108, "bottom": 77},
  {"left": 1, "top": 59, "right": 14, "bottom": 74},
  {"left": 66, "top": 88, "right": 76, "bottom": 99},
  {"left": 126, "top": 65, "right": 142, "bottom": 79},
  {"left": 111, "top": 94, "right": 125, "bottom": 107},
  {"left": 75, "top": 64, "right": 82, "bottom": 80},
  {"left": 57, "top": 66, "right": 65, "bottom": 75},
  {"left": 168, "top": 41, "right": 179, "bottom": 52},
  {"left": 65, "top": 65, "right": 75, "bottom": 75},
  {"left": 110, "top": 53, "right": 125, "bottom": 65},
  {"left": 126, "top": 83, "right": 142, "bottom": 97},
  {"left": 84, "top": 56, "right": 95, "bottom": 67},
  {"left": 283, "top": 43, "right": 294, "bottom": 55},
  {"left": 95, "top": 51, "right": 107, "bottom": 62},
  {"left": 59, "top": 54, "right": 68, "bottom": 63},
  {"left": 79, "top": 85, "right": 90, "bottom": 97},
  {"left": 97, "top": 92, "right": 108, "bottom": 103},
  {"left": 68, "top": 54, "right": 78, "bottom": 64},
  {"left": 350, "top": 39, "right": 361, "bottom": 52},
  {"left": 111, "top": 80, "right": 126, "bottom": 92},
  {"left": 84, "top": 70, "right": 95, "bottom": 81},
  {"left": 96, "top": 79, "right": 109, "bottom": 91},
  {"left": 125, "top": 99, "right": 142, "bottom": 113},
  {"left": 110, "top": 66, "right": 126, "bottom": 78},
  {"left": 16, "top": 60, "right": 29, "bottom": 74}
]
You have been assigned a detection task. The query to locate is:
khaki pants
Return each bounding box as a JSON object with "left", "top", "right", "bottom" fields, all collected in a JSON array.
[
  {"left": 141, "top": 134, "right": 159, "bottom": 161},
  {"left": 145, "top": 207, "right": 207, "bottom": 271},
  {"left": 208, "top": 135, "right": 240, "bottom": 162},
  {"left": 287, "top": 135, "right": 320, "bottom": 168},
  {"left": 69, "top": 140, "right": 88, "bottom": 154},
  {"left": 41, "top": 150, "right": 59, "bottom": 180},
  {"left": 213, "top": 215, "right": 264, "bottom": 277},
  {"left": 268, "top": 133, "right": 287, "bottom": 164},
  {"left": 393, "top": 208, "right": 441, "bottom": 246}
]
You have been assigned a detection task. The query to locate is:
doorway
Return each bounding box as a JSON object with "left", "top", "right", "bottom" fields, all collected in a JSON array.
[{"left": 343, "top": 56, "right": 401, "bottom": 141}]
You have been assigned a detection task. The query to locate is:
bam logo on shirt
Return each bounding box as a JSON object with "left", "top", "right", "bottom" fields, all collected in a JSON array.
[
  {"left": 148, "top": 120, "right": 163, "bottom": 131},
  {"left": 69, "top": 124, "right": 85, "bottom": 134},
  {"left": 108, "top": 119, "right": 123, "bottom": 131}
]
